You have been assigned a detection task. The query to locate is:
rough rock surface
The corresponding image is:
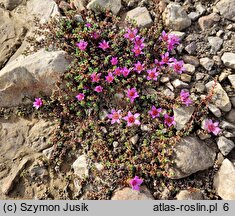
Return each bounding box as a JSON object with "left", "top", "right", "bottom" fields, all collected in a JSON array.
[
  {"left": 214, "top": 159, "right": 235, "bottom": 200},
  {"left": 163, "top": 3, "right": 191, "bottom": 31},
  {"left": 216, "top": 0, "right": 235, "bottom": 22},
  {"left": 1, "top": 0, "right": 23, "bottom": 10},
  {"left": 0, "top": 8, "right": 26, "bottom": 69},
  {"left": 111, "top": 187, "right": 154, "bottom": 200},
  {"left": 198, "top": 13, "right": 220, "bottom": 31},
  {"left": 176, "top": 189, "right": 204, "bottom": 200},
  {"left": 0, "top": 49, "right": 70, "bottom": 107},
  {"left": 173, "top": 106, "right": 195, "bottom": 131},
  {"left": 87, "top": 0, "right": 121, "bottom": 15},
  {"left": 27, "top": 0, "right": 60, "bottom": 23},
  {"left": 226, "top": 109, "right": 235, "bottom": 123},
  {"left": 200, "top": 57, "right": 214, "bottom": 71},
  {"left": 208, "top": 37, "right": 223, "bottom": 54},
  {"left": 0, "top": 118, "right": 55, "bottom": 195},
  {"left": 1, "top": 157, "right": 32, "bottom": 195},
  {"left": 169, "top": 136, "right": 216, "bottom": 179},
  {"left": 221, "top": 52, "right": 235, "bottom": 69},
  {"left": 126, "top": 7, "right": 153, "bottom": 28},
  {"left": 72, "top": 155, "right": 89, "bottom": 179},
  {"left": 217, "top": 136, "right": 235, "bottom": 156},
  {"left": 205, "top": 81, "right": 231, "bottom": 112},
  {"left": 228, "top": 75, "right": 235, "bottom": 89}
]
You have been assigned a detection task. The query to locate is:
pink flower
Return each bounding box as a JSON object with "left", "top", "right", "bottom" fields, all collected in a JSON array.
[
  {"left": 204, "top": 119, "right": 221, "bottom": 135},
  {"left": 92, "top": 32, "right": 100, "bottom": 39},
  {"left": 154, "top": 59, "right": 162, "bottom": 69},
  {"left": 180, "top": 90, "right": 193, "bottom": 106},
  {"left": 98, "top": 40, "right": 110, "bottom": 50},
  {"left": 134, "top": 61, "right": 145, "bottom": 73},
  {"left": 76, "top": 40, "right": 88, "bottom": 51},
  {"left": 76, "top": 93, "right": 85, "bottom": 101},
  {"left": 94, "top": 86, "right": 103, "bottom": 93},
  {"left": 124, "top": 28, "right": 138, "bottom": 41},
  {"left": 171, "top": 59, "right": 185, "bottom": 74},
  {"left": 114, "top": 67, "right": 122, "bottom": 76},
  {"left": 134, "top": 35, "right": 145, "bottom": 49},
  {"left": 164, "top": 114, "right": 176, "bottom": 127},
  {"left": 33, "top": 98, "right": 43, "bottom": 109},
  {"left": 160, "top": 52, "right": 174, "bottom": 65},
  {"left": 167, "top": 34, "right": 180, "bottom": 51},
  {"left": 132, "top": 45, "right": 144, "bottom": 56},
  {"left": 148, "top": 106, "right": 162, "bottom": 119},
  {"left": 159, "top": 31, "right": 169, "bottom": 42},
  {"left": 107, "top": 109, "right": 122, "bottom": 124},
  {"left": 123, "top": 111, "right": 140, "bottom": 127},
  {"left": 85, "top": 23, "right": 92, "bottom": 28},
  {"left": 147, "top": 68, "right": 159, "bottom": 81},
  {"left": 122, "top": 67, "right": 130, "bottom": 77},
  {"left": 130, "top": 176, "right": 143, "bottom": 191},
  {"left": 90, "top": 73, "right": 101, "bottom": 83},
  {"left": 126, "top": 87, "right": 139, "bottom": 103},
  {"left": 105, "top": 72, "right": 114, "bottom": 83},
  {"left": 111, "top": 57, "right": 118, "bottom": 65}
]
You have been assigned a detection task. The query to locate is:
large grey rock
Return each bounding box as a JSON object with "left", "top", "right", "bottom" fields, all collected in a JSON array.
[
  {"left": 174, "top": 106, "right": 195, "bottom": 131},
  {"left": 169, "top": 136, "right": 216, "bottom": 179},
  {"left": 214, "top": 159, "right": 235, "bottom": 200},
  {"left": 126, "top": 7, "right": 153, "bottom": 28},
  {"left": 205, "top": 81, "right": 231, "bottom": 112},
  {"left": 228, "top": 75, "right": 235, "bottom": 89},
  {"left": 216, "top": 0, "right": 235, "bottom": 21},
  {"left": 217, "top": 136, "right": 235, "bottom": 156},
  {"left": 87, "top": 0, "right": 121, "bottom": 15},
  {"left": 27, "top": 0, "right": 60, "bottom": 23},
  {"left": 0, "top": 49, "right": 70, "bottom": 107},
  {"left": 221, "top": 52, "right": 235, "bottom": 69},
  {"left": 111, "top": 187, "right": 154, "bottom": 200},
  {"left": 72, "top": 155, "right": 89, "bottom": 179},
  {"left": 176, "top": 189, "right": 204, "bottom": 200},
  {"left": 163, "top": 3, "right": 191, "bottom": 31}
]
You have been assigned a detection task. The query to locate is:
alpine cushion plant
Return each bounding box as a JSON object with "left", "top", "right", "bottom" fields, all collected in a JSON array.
[{"left": 32, "top": 10, "right": 219, "bottom": 198}]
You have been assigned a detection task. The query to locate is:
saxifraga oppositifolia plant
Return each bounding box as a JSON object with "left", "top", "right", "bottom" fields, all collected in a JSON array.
[{"left": 30, "top": 9, "right": 219, "bottom": 198}]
